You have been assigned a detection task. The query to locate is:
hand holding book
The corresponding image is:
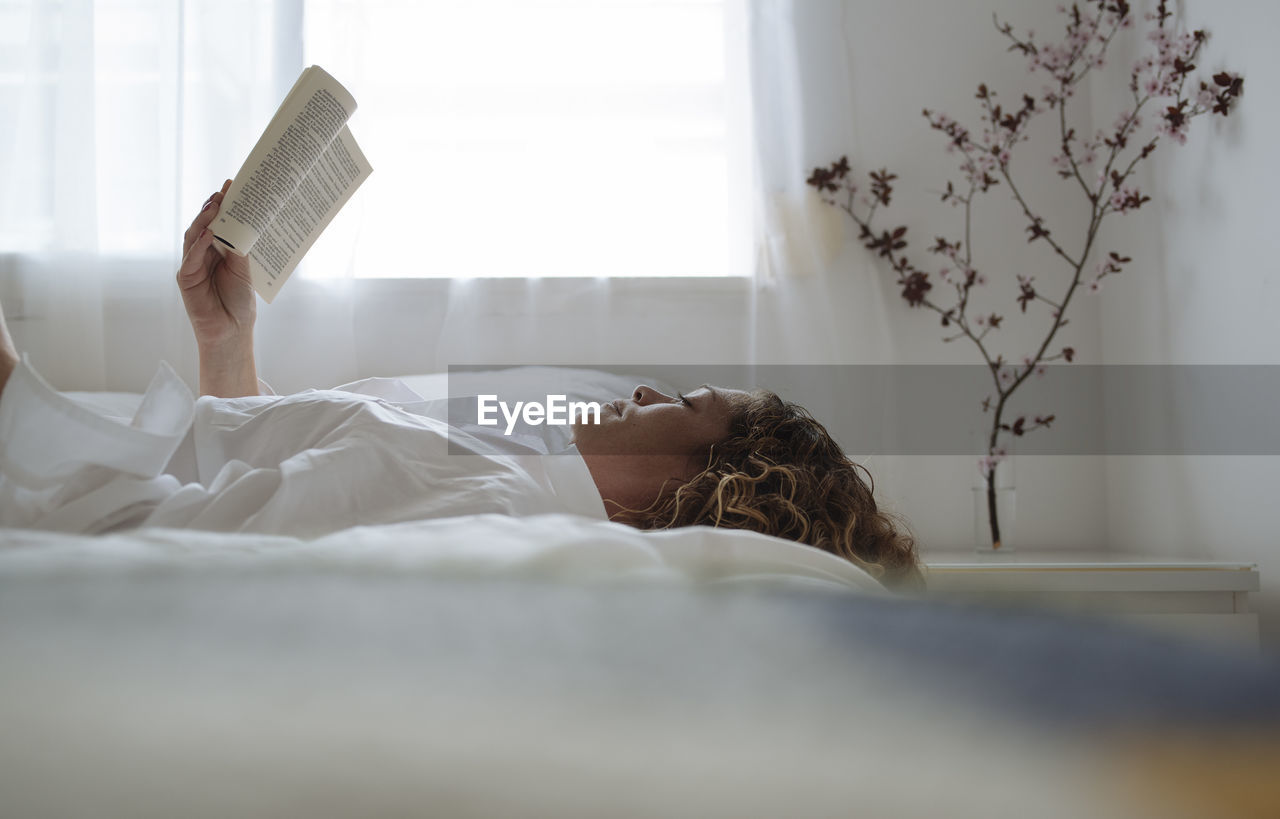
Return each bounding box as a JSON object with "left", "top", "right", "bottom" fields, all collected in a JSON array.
[
  {"left": 211, "top": 65, "right": 372, "bottom": 303},
  {"left": 178, "top": 179, "right": 260, "bottom": 398}
]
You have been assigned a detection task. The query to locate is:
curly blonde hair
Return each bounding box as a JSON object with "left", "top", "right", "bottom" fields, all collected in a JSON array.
[{"left": 620, "top": 390, "right": 923, "bottom": 591}]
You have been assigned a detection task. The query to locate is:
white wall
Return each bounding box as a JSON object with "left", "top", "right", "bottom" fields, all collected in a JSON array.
[
  {"left": 1090, "top": 0, "right": 1280, "bottom": 648},
  {"left": 827, "top": 0, "right": 1279, "bottom": 646}
]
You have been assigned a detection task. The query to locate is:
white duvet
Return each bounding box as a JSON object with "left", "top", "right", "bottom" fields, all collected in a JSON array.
[{"left": 0, "top": 358, "right": 605, "bottom": 535}]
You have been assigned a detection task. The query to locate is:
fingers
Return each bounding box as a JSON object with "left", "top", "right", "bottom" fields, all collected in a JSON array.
[
  {"left": 183, "top": 195, "right": 215, "bottom": 251},
  {"left": 176, "top": 226, "right": 216, "bottom": 289},
  {"left": 221, "top": 242, "right": 253, "bottom": 286},
  {"left": 183, "top": 189, "right": 226, "bottom": 254}
]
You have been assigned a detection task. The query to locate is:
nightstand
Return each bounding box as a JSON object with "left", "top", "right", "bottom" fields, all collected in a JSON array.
[{"left": 923, "top": 551, "right": 1261, "bottom": 650}]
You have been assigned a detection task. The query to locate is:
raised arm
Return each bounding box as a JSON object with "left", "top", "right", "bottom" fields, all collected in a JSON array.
[{"left": 177, "top": 180, "right": 260, "bottom": 397}]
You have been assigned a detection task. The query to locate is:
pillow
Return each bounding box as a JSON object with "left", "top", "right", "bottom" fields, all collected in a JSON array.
[
  {"left": 393, "top": 366, "right": 681, "bottom": 453},
  {"left": 65, "top": 367, "right": 675, "bottom": 418},
  {"left": 395, "top": 366, "right": 678, "bottom": 405}
]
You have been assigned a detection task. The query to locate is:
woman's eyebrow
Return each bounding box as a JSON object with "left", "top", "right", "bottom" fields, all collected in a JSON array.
[{"left": 698, "top": 384, "right": 721, "bottom": 406}]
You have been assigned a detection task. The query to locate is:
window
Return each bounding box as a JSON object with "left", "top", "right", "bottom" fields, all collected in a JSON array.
[{"left": 302, "top": 0, "right": 748, "bottom": 278}]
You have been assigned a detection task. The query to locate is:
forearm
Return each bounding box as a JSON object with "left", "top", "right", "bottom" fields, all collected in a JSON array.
[{"left": 198, "top": 335, "right": 259, "bottom": 398}]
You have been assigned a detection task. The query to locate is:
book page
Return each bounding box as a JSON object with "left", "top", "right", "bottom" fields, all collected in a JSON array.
[
  {"left": 247, "top": 125, "right": 373, "bottom": 303},
  {"left": 212, "top": 65, "right": 357, "bottom": 254}
]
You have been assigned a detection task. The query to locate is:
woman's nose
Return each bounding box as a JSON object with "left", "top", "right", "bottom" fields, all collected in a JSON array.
[{"left": 632, "top": 385, "right": 673, "bottom": 406}]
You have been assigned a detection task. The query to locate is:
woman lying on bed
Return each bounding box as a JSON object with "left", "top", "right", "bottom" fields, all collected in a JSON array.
[{"left": 0, "top": 183, "right": 921, "bottom": 589}]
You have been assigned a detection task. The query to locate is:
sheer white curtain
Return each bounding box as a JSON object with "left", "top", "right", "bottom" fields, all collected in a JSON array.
[
  {"left": 1, "top": 0, "right": 894, "bottom": 396},
  {"left": 745, "top": 0, "right": 896, "bottom": 370}
]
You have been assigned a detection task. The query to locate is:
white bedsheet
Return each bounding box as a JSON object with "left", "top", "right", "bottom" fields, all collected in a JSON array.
[{"left": 0, "top": 511, "right": 886, "bottom": 593}]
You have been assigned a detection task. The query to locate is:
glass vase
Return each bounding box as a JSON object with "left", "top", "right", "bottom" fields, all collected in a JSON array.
[{"left": 973, "top": 458, "right": 1015, "bottom": 554}]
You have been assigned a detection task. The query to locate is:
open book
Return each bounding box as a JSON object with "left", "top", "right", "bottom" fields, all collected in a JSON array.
[{"left": 212, "top": 65, "right": 372, "bottom": 303}]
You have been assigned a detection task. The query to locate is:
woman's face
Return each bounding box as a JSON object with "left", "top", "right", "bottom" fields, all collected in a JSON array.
[{"left": 573, "top": 384, "right": 747, "bottom": 517}]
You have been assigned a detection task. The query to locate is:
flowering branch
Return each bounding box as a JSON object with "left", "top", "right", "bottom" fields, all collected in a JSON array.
[{"left": 806, "top": 0, "right": 1243, "bottom": 549}]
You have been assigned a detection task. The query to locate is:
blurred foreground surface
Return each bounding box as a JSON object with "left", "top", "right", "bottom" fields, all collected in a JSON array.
[{"left": 2, "top": 567, "right": 1278, "bottom": 818}]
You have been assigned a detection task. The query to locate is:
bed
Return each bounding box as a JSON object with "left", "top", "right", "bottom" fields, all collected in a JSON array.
[{"left": 2, "top": 368, "right": 1279, "bottom": 818}]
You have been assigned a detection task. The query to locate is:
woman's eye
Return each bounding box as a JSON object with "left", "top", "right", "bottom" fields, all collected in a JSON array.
[{"left": 677, "top": 392, "right": 692, "bottom": 407}]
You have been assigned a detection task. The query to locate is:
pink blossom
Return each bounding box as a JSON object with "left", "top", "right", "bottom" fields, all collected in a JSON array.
[
  {"left": 1110, "top": 186, "right": 1144, "bottom": 210},
  {"left": 1087, "top": 278, "right": 1103, "bottom": 294},
  {"left": 1159, "top": 121, "right": 1188, "bottom": 144}
]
